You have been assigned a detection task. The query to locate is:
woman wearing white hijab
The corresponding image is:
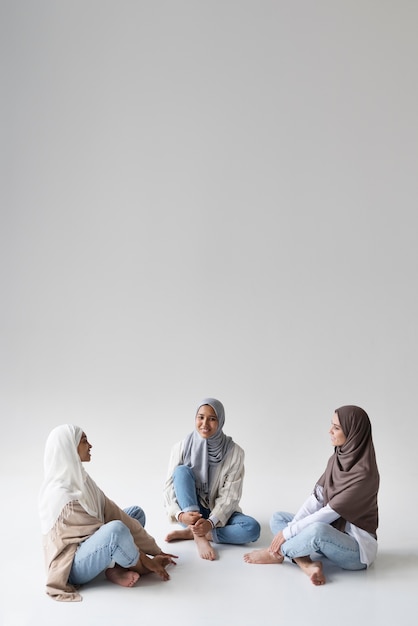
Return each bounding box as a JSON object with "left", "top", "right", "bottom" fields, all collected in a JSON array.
[
  {"left": 39, "top": 424, "right": 177, "bottom": 602},
  {"left": 163, "top": 398, "right": 260, "bottom": 560}
]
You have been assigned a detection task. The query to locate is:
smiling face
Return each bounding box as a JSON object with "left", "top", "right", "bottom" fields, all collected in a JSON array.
[
  {"left": 329, "top": 412, "right": 347, "bottom": 447},
  {"left": 195, "top": 404, "right": 219, "bottom": 439},
  {"left": 77, "top": 432, "right": 92, "bottom": 462}
]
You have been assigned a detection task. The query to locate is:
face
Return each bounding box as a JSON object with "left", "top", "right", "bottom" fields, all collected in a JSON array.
[
  {"left": 329, "top": 412, "right": 347, "bottom": 447},
  {"left": 77, "top": 432, "right": 92, "bottom": 462},
  {"left": 195, "top": 404, "right": 219, "bottom": 439}
]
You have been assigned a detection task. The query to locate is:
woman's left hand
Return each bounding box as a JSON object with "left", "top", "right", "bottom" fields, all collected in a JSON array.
[{"left": 191, "top": 518, "right": 213, "bottom": 537}]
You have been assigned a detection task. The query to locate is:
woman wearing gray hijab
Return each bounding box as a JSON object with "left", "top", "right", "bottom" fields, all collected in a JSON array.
[
  {"left": 163, "top": 398, "right": 260, "bottom": 560},
  {"left": 244, "top": 405, "right": 379, "bottom": 586}
]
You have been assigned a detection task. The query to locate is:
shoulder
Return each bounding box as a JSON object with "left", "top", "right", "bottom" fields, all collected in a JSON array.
[
  {"left": 171, "top": 440, "right": 184, "bottom": 454},
  {"left": 224, "top": 441, "right": 244, "bottom": 465},
  {"left": 167, "top": 440, "right": 185, "bottom": 465},
  {"left": 230, "top": 441, "right": 244, "bottom": 457}
]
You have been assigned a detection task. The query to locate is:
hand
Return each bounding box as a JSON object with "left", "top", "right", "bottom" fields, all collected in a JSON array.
[
  {"left": 191, "top": 517, "right": 212, "bottom": 537},
  {"left": 179, "top": 511, "right": 202, "bottom": 526},
  {"left": 269, "top": 531, "right": 285, "bottom": 556},
  {"left": 159, "top": 551, "right": 178, "bottom": 566},
  {"left": 139, "top": 553, "right": 175, "bottom": 581}
]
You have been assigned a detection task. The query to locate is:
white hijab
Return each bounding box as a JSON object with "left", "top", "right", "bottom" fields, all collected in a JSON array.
[{"left": 38, "top": 424, "right": 105, "bottom": 534}]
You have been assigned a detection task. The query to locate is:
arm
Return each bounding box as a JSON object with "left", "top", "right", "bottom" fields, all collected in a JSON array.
[
  {"left": 208, "top": 444, "right": 245, "bottom": 527},
  {"left": 269, "top": 486, "right": 338, "bottom": 555},
  {"left": 291, "top": 487, "right": 324, "bottom": 523},
  {"left": 269, "top": 503, "right": 340, "bottom": 555},
  {"left": 283, "top": 503, "right": 340, "bottom": 540}
]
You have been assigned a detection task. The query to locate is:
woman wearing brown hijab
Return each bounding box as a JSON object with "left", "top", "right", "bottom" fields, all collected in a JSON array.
[{"left": 244, "top": 405, "right": 379, "bottom": 585}]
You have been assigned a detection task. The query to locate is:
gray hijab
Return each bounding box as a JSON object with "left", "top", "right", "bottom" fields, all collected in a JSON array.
[{"left": 182, "top": 397, "right": 233, "bottom": 497}]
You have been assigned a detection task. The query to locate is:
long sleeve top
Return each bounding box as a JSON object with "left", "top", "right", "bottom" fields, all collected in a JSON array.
[
  {"left": 163, "top": 439, "right": 244, "bottom": 528},
  {"left": 282, "top": 485, "right": 377, "bottom": 566},
  {"left": 43, "top": 493, "right": 162, "bottom": 602}
]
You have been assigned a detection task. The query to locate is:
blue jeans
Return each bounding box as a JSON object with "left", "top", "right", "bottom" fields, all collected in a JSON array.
[
  {"left": 68, "top": 506, "right": 146, "bottom": 585},
  {"left": 173, "top": 465, "right": 260, "bottom": 544},
  {"left": 270, "top": 511, "right": 366, "bottom": 571}
]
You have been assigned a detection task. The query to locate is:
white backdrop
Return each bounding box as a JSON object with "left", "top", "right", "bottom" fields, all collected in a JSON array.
[{"left": 1, "top": 0, "right": 417, "bottom": 558}]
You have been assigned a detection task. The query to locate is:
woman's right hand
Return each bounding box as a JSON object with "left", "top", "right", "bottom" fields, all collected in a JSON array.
[
  {"left": 179, "top": 511, "right": 202, "bottom": 525},
  {"left": 140, "top": 553, "right": 174, "bottom": 581},
  {"left": 269, "top": 531, "right": 285, "bottom": 556}
]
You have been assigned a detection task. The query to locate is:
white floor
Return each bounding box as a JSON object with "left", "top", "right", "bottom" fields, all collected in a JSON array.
[{"left": 1, "top": 474, "right": 417, "bottom": 626}]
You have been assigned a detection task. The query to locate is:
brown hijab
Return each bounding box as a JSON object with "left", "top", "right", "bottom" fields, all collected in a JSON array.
[{"left": 317, "top": 405, "right": 379, "bottom": 536}]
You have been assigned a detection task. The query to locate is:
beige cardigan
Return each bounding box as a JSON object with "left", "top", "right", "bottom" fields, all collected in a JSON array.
[
  {"left": 163, "top": 440, "right": 245, "bottom": 527},
  {"left": 43, "top": 494, "right": 162, "bottom": 602}
]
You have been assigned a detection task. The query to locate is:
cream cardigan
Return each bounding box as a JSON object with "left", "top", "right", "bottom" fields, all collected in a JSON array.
[
  {"left": 43, "top": 493, "right": 162, "bottom": 602},
  {"left": 163, "top": 439, "right": 245, "bottom": 527}
]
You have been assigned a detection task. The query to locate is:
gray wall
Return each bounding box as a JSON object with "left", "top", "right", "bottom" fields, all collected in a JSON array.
[{"left": 1, "top": 1, "right": 417, "bottom": 540}]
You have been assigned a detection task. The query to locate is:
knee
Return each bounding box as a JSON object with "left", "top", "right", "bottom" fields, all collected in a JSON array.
[
  {"left": 173, "top": 465, "right": 193, "bottom": 479},
  {"left": 105, "top": 520, "right": 131, "bottom": 543},
  {"left": 128, "top": 506, "right": 146, "bottom": 527},
  {"left": 305, "top": 522, "right": 330, "bottom": 549},
  {"left": 270, "top": 511, "right": 290, "bottom": 531}
]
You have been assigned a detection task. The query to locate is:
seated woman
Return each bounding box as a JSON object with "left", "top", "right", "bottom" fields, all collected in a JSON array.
[
  {"left": 244, "top": 405, "right": 379, "bottom": 586},
  {"left": 39, "top": 424, "right": 177, "bottom": 601},
  {"left": 163, "top": 397, "right": 260, "bottom": 560}
]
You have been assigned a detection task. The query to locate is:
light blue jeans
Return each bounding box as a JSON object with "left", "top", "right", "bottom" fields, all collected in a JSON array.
[
  {"left": 68, "top": 506, "right": 146, "bottom": 585},
  {"left": 270, "top": 511, "right": 366, "bottom": 570},
  {"left": 173, "top": 465, "right": 260, "bottom": 544}
]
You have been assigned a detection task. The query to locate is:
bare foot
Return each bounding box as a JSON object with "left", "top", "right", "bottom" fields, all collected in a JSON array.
[
  {"left": 105, "top": 565, "right": 140, "bottom": 587},
  {"left": 244, "top": 549, "right": 284, "bottom": 564},
  {"left": 294, "top": 556, "right": 326, "bottom": 585},
  {"left": 165, "top": 527, "right": 194, "bottom": 542},
  {"left": 194, "top": 535, "right": 217, "bottom": 560}
]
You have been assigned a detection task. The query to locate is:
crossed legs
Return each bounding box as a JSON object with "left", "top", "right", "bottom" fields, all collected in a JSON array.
[{"left": 244, "top": 511, "right": 365, "bottom": 585}]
